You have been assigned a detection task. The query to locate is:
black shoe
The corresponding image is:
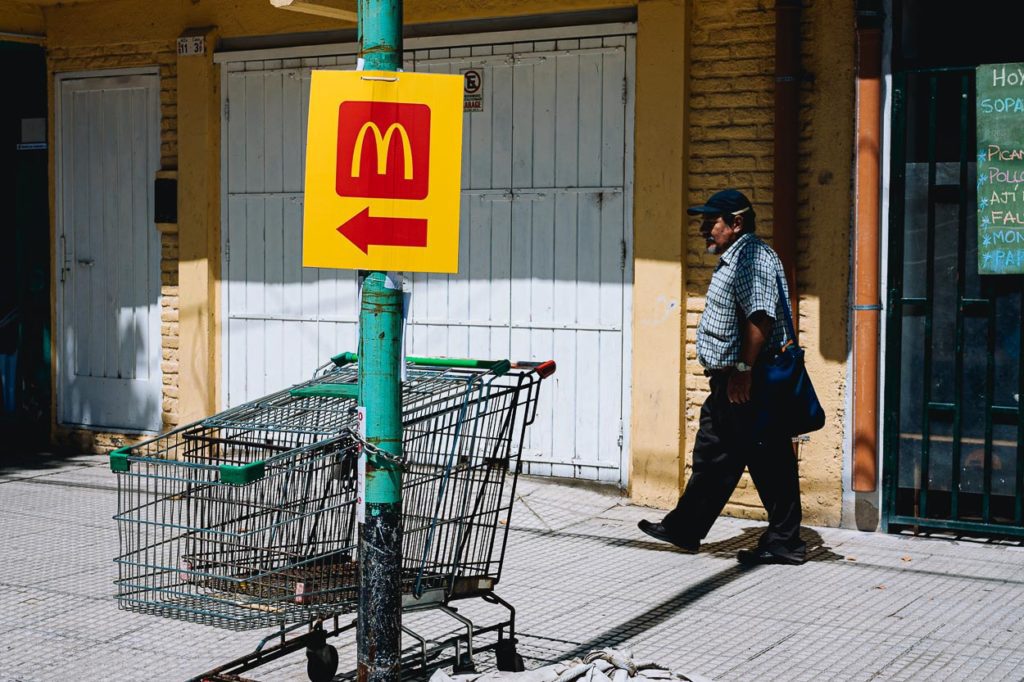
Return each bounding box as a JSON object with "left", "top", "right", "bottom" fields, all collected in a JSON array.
[
  {"left": 637, "top": 520, "right": 699, "bottom": 553},
  {"left": 736, "top": 548, "right": 805, "bottom": 566}
]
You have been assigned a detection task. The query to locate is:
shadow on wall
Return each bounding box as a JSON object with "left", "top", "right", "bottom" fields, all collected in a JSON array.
[
  {"left": 681, "top": 1, "right": 854, "bottom": 367},
  {"left": 54, "top": 318, "right": 161, "bottom": 454}
]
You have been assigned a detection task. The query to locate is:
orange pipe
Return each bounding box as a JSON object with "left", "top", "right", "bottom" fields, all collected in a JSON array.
[{"left": 852, "top": 14, "right": 882, "bottom": 493}]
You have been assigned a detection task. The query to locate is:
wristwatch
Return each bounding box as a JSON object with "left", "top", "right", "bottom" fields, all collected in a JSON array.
[{"left": 735, "top": 361, "right": 752, "bottom": 373}]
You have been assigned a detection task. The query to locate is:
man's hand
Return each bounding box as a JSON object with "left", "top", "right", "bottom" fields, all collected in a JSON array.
[
  {"left": 727, "top": 370, "right": 753, "bottom": 404},
  {"left": 730, "top": 310, "right": 771, "bottom": 404}
]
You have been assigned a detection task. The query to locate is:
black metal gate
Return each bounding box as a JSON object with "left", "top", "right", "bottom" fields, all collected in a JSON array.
[{"left": 884, "top": 66, "right": 1024, "bottom": 538}]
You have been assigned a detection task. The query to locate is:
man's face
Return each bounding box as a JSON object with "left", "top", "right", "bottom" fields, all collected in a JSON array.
[{"left": 700, "top": 214, "right": 741, "bottom": 255}]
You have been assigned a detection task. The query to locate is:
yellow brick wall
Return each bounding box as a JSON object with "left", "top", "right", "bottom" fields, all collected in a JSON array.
[
  {"left": 49, "top": 42, "right": 182, "bottom": 451},
  {"left": 0, "top": 0, "right": 44, "bottom": 36},
  {"left": 684, "top": 0, "right": 853, "bottom": 526}
]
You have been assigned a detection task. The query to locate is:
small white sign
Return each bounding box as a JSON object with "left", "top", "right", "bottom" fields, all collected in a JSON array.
[
  {"left": 177, "top": 36, "right": 206, "bottom": 57},
  {"left": 461, "top": 68, "right": 484, "bottom": 113},
  {"left": 356, "top": 406, "right": 366, "bottom": 524}
]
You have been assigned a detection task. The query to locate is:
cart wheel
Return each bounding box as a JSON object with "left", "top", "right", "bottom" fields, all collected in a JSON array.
[
  {"left": 306, "top": 643, "right": 339, "bottom": 682},
  {"left": 495, "top": 639, "right": 524, "bottom": 672},
  {"left": 453, "top": 651, "right": 477, "bottom": 675}
]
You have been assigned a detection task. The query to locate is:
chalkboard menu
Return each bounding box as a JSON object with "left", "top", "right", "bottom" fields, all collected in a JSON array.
[{"left": 977, "top": 62, "right": 1024, "bottom": 275}]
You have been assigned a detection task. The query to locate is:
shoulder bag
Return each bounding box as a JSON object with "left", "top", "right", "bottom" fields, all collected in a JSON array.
[{"left": 751, "top": 272, "right": 826, "bottom": 439}]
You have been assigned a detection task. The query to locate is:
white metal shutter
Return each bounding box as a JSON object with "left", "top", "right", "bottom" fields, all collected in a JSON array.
[{"left": 221, "top": 30, "right": 634, "bottom": 485}]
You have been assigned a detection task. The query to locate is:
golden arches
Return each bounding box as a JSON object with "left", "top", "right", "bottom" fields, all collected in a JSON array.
[{"left": 350, "top": 122, "right": 414, "bottom": 180}]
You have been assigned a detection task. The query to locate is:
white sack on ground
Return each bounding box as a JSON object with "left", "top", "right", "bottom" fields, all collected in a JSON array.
[{"left": 428, "top": 648, "right": 713, "bottom": 682}]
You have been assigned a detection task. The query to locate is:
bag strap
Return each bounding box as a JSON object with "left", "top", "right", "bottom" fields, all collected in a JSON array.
[
  {"left": 737, "top": 238, "right": 797, "bottom": 351},
  {"left": 775, "top": 272, "right": 797, "bottom": 346}
]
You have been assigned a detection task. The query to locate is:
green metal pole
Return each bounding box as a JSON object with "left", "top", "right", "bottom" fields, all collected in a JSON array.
[
  {"left": 357, "top": 2, "right": 403, "bottom": 681},
  {"left": 359, "top": 0, "right": 403, "bottom": 71},
  {"left": 357, "top": 273, "right": 403, "bottom": 682}
]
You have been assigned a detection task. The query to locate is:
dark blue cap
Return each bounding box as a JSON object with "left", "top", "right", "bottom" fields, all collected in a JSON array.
[{"left": 687, "top": 189, "right": 754, "bottom": 217}]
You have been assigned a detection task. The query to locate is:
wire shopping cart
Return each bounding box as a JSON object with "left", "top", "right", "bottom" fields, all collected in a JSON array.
[{"left": 111, "top": 354, "right": 554, "bottom": 680}]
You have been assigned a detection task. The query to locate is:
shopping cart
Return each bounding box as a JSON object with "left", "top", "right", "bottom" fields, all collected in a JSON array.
[{"left": 112, "top": 354, "right": 554, "bottom": 680}]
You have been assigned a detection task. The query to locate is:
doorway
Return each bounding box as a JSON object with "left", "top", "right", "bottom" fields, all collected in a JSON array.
[
  {"left": 883, "top": 1, "right": 1024, "bottom": 537},
  {"left": 55, "top": 70, "right": 163, "bottom": 433},
  {"left": 0, "top": 42, "right": 48, "bottom": 449}
]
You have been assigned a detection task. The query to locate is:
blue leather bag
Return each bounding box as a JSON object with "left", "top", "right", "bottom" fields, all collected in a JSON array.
[{"left": 751, "top": 273, "right": 826, "bottom": 439}]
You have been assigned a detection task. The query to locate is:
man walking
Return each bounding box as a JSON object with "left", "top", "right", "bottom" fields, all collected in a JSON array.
[{"left": 638, "top": 189, "right": 806, "bottom": 565}]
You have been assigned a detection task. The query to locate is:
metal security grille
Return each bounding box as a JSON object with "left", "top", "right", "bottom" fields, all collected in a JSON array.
[{"left": 885, "top": 67, "right": 1024, "bottom": 538}]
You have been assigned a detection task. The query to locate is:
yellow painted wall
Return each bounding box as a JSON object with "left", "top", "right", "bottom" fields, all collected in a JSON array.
[
  {"left": 795, "top": 0, "right": 854, "bottom": 526},
  {"left": 628, "top": 0, "right": 687, "bottom": 508},
  {"left": 176, "top": 27, "right": 221, "bottom": 425},
  {"left": 0, "top": 0, "right": 44, "bottom": 38}
]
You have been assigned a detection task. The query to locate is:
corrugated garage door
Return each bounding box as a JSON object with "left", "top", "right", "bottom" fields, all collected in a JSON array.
[{"left": 218, "top": 26, "right": 634, "bottom": 485}]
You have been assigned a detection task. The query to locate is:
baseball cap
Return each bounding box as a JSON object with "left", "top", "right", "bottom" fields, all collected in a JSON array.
[{"left": 687, "top": 189, "right": 754, "bottom": 217}]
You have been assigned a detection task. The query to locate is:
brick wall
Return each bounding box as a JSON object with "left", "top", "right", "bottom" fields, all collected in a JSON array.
[
  {"left": 684, "top": 0, "right": 849, "bottom": 523},
  {"left": 159, "top": 216, "right": 179, "bottom": 428},
  {"left": 49, "top": 41, "right": 181, "bottom": 451}
]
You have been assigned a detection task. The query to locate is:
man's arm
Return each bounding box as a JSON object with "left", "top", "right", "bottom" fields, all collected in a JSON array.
[{"left": 727, "top": 311, "right": 772, "bottom": 404}]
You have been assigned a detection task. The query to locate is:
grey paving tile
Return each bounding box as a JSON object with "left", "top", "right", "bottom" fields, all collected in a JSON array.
[{"left": 3, "top": 457, "right": 1024, "bottom": 681}]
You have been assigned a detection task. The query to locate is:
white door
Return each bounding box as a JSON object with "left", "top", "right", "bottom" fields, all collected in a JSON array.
[
  {"left": 56, "top": 73, "right": 162, "bottom": 432},
  {"left": 220, "top": 28, "right": 634, "bottom": 485}
]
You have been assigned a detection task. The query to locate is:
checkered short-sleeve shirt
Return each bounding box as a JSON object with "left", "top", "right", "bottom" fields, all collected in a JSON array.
[{"left": 696, "top": 232, "right": 790, "bottom": 370}]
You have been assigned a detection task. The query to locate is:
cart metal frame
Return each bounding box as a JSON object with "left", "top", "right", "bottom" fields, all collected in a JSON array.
[{"left": 112, "top": 355, "right": 553, "bottom": 680}]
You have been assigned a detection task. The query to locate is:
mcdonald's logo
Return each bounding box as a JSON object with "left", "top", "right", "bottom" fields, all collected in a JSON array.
[{"left": 336, "top": 101, "right": 430, "bottom": 200}]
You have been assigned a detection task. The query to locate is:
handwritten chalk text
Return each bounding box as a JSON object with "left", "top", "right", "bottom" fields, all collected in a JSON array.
[
  {"left": 989, "top": 167, "right": 1024, "bottom": 184},
  {"left": 980, "top": 97, "right": 1024, "bottom": 114},
  {"left": 989, "top": 229, "right": 1024, "bottom": 244},
  {"left": 991, "top": 65, "right": 1024, "bottom": 87},
  {"left": 987, "top": 145, "right": 1024, "bottom": 161},
  {"left": 982, "top": 249, "right": 1024, "bottom": 270},
  {"left": 990, "top": 211, "right": 1024, "bottom": 225}
]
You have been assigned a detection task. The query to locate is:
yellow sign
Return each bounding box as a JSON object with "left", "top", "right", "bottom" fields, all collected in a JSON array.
[{"left": 302, "top": 70, "right": 464, "bottom": 273}]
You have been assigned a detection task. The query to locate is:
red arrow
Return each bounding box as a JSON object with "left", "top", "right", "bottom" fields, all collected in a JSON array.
[{"left": 337, "top": 207, "right": 428, "bottom": 255}]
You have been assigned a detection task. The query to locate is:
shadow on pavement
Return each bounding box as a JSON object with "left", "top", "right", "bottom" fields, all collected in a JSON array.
[
  {"left": 0, "top": 446, "right": 96, "bottom": 476},
  {"left": 550, "top": 563, "right": 757, "bottom": 661},
  {"left": 700, "top": 527, "right": 846, "bottom": 563},
  {"left": 511, "top": 525, "right": 845, "bottom": 664},
  {"left": 513, "top": 524, "right": 846, "bottom": 563}
]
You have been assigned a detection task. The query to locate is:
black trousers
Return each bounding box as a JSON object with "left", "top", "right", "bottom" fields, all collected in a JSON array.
[{"left": 661, "top": 372, "right": 806, "bottom": 560}]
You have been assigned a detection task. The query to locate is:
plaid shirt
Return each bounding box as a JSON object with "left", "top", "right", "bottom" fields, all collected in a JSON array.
[{"left": 696, "top": 232, "right": 790, "bottom": 370}]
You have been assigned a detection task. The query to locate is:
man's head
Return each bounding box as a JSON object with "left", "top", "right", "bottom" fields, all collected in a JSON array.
[{"left": 687, "top": 189, "right": 756, "bottom": 255}]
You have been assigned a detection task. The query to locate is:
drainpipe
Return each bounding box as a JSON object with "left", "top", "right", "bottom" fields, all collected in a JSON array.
[
  {"left": 774, "top": 0, "right": 801, "bottom": 332},
  {"left": 852, "top": 1, "right": 883, "bottom": 492}
]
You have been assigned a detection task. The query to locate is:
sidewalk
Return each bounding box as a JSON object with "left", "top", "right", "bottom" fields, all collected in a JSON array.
[{"left": 2, "top": 453, "right": 1023, "bottom": 681}]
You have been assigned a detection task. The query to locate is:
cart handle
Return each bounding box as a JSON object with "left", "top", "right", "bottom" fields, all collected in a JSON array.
[
  {"left": 512, "top": 359, "right": 556, "bottom": 379},
  {"left": 330, "top": 351, "right": 511, "bottom": 374},
  {"left": 330, "top": 352, "right": 555, "bottom": 378}
]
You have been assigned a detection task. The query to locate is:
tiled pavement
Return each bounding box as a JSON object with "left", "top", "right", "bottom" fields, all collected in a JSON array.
[{"left": 2, "top": 453, "right": 1023, "bottom": 681}]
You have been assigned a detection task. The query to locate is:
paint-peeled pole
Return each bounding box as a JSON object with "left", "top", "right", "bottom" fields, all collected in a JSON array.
[{"left": 429, "top": 649, "right": 713, "bottom": 682}]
